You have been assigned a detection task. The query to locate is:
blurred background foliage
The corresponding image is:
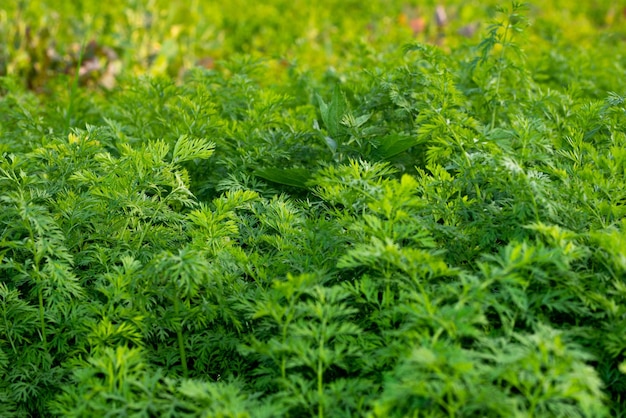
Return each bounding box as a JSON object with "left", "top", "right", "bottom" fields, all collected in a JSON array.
[{"left": 1, "top": 0, "right": 625, "bottom": 92}]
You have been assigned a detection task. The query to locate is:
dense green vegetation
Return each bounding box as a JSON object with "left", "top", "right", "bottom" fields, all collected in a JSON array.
[{"left": 1, "top": 1, "right": 626, "bottom": 416}]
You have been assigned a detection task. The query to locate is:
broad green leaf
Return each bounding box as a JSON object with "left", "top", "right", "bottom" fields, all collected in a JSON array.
[
  {"left": 372, "top": 134, "right": 425, "bottom": 160},
  {"left": 254, "top": 167, "right": 312, "bottom": 189},
  {"left": 317, "top": 85, "right": 348, "bottom": 139}
]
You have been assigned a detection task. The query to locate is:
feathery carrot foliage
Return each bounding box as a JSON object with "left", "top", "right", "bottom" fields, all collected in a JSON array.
[{"left": 1, "top": 1, "right": 626, "bottom": 416}]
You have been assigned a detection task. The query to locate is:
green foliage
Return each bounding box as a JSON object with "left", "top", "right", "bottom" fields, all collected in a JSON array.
[
  {"left": 372, "top": 327, "right": 606, "bottom": 417},
  {"left": 1, "top": 0, "right": 626, "bottom": 416}
]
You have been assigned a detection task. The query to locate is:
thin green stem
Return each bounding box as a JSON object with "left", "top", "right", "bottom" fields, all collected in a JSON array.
[
  {"left": 281, "top": 322, "right": 288, "bottom": 381},
  {"left": 490, "top": 20, "right": 511, "bottom": 130},
  {"left": 29, "top": 223, "right": 48, "bottom": 348},
  {"left": 317, "top": 329, "right": 325, "bottom": 418},
  {"left": 439, "top": 113, "right": 483, "bottom": 201},
  {"left": 3, "top": 307, "right": 17, "bottom": 354},
  {"left": 66, "top": 39, "right": 86, "bottom": 132},
  {"left": 135, "top": 199, "right": 164, "bottom": 252},
  {"left": 38, "top": 285, "right": 46, "bottom": 347},
  {"left": 174, "top": 296, "right": 189, "bottom": 378},
  {"left": 135, "top": 184, "right": 182, "bottom": 252}
]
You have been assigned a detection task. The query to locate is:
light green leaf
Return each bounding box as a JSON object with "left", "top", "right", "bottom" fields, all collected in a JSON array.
[{"left": 172, "top": 135, "right": 215, "bottom": 164}]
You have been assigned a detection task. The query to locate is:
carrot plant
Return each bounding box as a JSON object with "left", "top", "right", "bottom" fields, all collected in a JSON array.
[{"left": 1, "top": 1, "right": 626, "bottom": 416}]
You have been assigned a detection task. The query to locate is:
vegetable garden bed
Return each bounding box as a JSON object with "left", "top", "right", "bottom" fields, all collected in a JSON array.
[{"left": 1, "top": 1, "right": 625, "bottom": 416}]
